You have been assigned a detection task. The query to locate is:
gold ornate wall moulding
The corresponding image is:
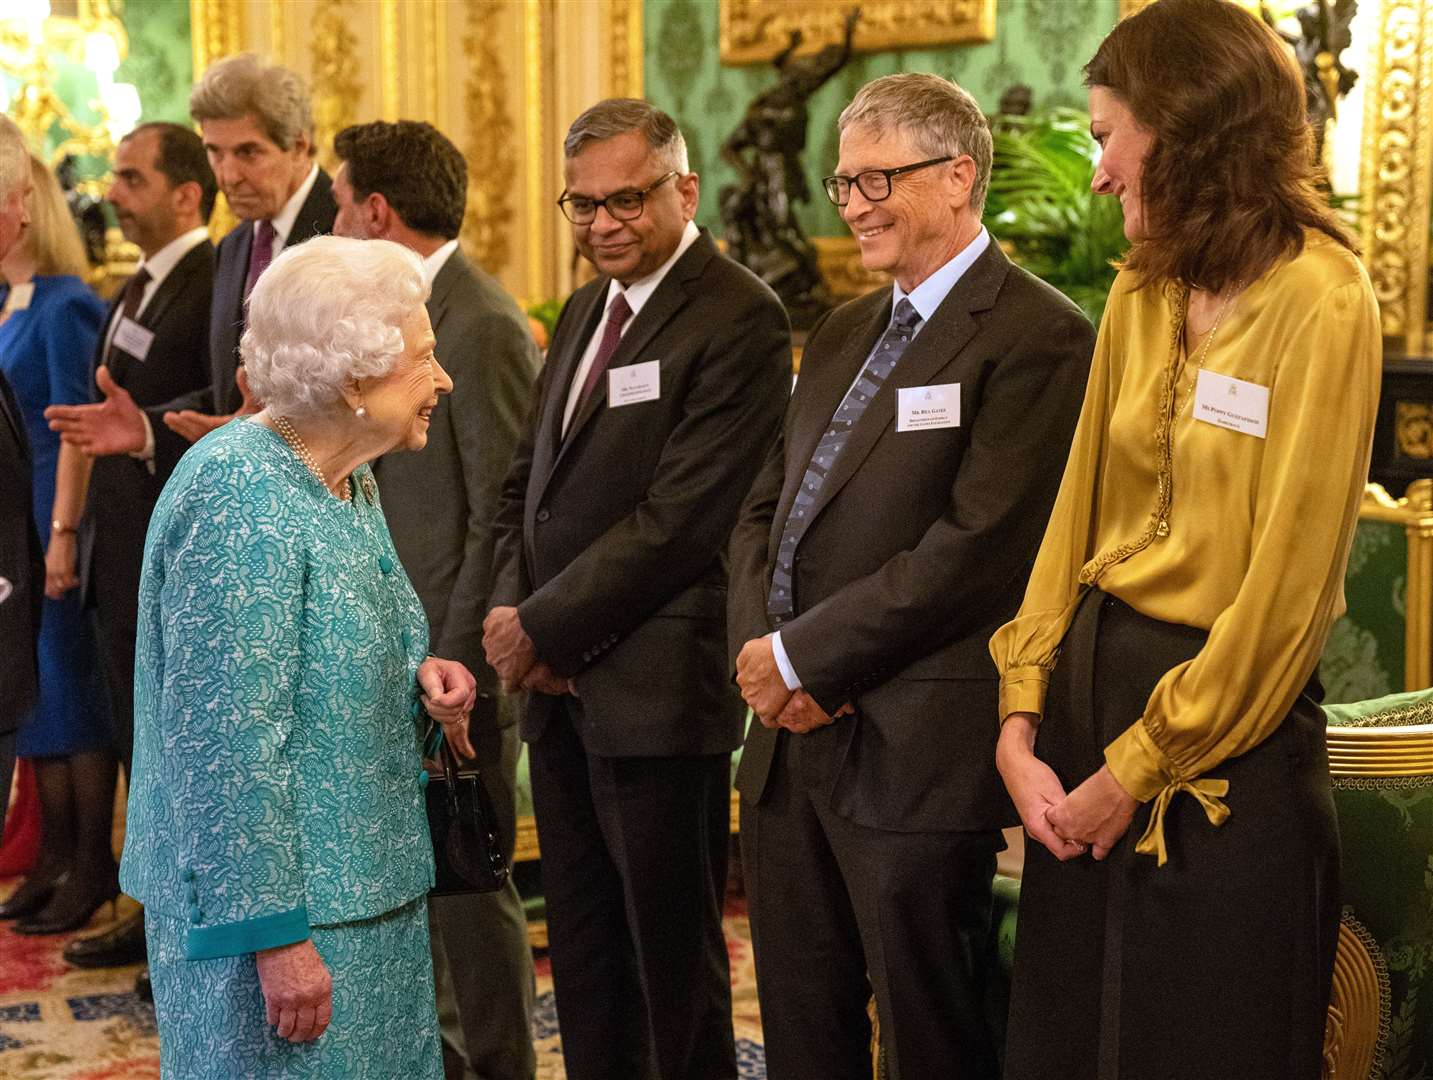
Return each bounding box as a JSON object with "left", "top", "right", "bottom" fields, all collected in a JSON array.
[
  {"left": 609, "top": 0, "right": 643, "bottom": 99},
  {"left": 1397, "top": 401, "right": 1433, "bottom": 458},
  {"left": 310, "top": 0, "right": 361, "bottom": 174},
  {"left": 1359, "top": 0, "right": 1433, "bottom": 353},
  {"left": 190, "top": 0, "right": 242, "bottom": 77},
  {"left": 462, "top": 0, "right": 517, "bottom": 277},
  {"left": 719, "top": 0, "right": 995, "bottom": 65}
]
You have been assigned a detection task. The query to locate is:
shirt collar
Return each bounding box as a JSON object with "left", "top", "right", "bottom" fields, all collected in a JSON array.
[
  {"left": 136, "top": 226, "right": 210, "bottom": 290},
  {"left": 267, "top": 163, "right": 320, "bottom": 249},
  {"left": 605, "top": 220, "right": 701, "bottom": 319},
  {"left": 422, "top": 238, "right": 460, "bottom": 284},
  {"left": 892, "top": 226, "right": 991, "bottom": 325}
]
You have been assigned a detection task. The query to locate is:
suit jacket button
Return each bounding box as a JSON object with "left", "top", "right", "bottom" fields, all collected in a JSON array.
[
  {"left": 180, "top": 868, "right": 195, "bottom": 883},
  {"left": 187, "top": 904, "right": 203, "bottom": 924},
  {"left": 536, "top": 508, "right": 551, "bottom": 523},
  {"left": 379, "top": 555, "right": 395, "bottom": 574}
]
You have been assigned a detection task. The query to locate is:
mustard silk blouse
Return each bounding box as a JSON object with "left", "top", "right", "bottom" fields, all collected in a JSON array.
[{"left": 989, "top": 231, "right": 1382, "bottom": 863}]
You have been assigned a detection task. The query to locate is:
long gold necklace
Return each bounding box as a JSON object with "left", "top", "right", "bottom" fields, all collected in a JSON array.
[
  {"left": 1172, "top": 284, "right": 1241, "bottom": 424},
  {"left": 272, "top": 414, "right": 351, "bottom": 501}
]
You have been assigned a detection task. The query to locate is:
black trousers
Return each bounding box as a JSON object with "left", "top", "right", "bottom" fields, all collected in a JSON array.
[
  {"left": 1005, "top": 590, "right": 1340, "bottom": 1080},
  {"left": 743, "top": 732, "right": 1004, "bottom": 1080},
  {"left": 528, "top": 704, "right": 735, "bottom": 1080},
  {"left": 91, "top": 541, "right": 140, "bottom": 778}
]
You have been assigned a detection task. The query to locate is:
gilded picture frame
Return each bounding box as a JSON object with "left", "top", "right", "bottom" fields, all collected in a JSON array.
[{"left": 718, "top": 0, "right": 996, "bottom": 65}]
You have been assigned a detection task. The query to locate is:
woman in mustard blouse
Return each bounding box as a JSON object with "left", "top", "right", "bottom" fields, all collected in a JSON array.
[{"left": 989, "top": 1, "right": 1380, "bottom": 1076}]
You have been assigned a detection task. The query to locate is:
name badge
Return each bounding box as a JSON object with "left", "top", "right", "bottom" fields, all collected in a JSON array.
[
  {"left": 4, "top": 282, "right": 33, "bottom": 312},
  {"left": 1193, "top": 369, "right": 1268, "bottom": 438},
  {"left": 897, "top": 383, "right": 961, "bottom": 432},
  {"left": 112, "top": 317, "right": 155, "bottom": 361},
  {"left": 608, "top": 360, "right": 661, "bottom": 407}
]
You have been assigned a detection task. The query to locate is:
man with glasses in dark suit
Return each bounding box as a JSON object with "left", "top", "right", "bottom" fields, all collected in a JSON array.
[
  {"left": 728, "top": 74, "right": 1095, "bottom": 1080},
  {"left": 485, "top": 99, "right": 791, "bottom": 1080}
]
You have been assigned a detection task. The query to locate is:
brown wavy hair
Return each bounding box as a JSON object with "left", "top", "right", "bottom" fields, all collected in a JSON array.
[{"left": 1084, "top": 0, "right": 1353, "bottom": 293}]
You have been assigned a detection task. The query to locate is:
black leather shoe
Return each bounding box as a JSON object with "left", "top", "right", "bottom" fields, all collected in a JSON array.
[
  {"left": 135, "top": 968, "right": 152, "bottom": 1002},
  {"left": 14, "top": 882, "right": 118, "bottom": 936},
  {"left": 0, "top": 872, "right": 64, "bottom": 921},
  {"left": 64, "top": 906, "right": 147, "bottom": 967}
]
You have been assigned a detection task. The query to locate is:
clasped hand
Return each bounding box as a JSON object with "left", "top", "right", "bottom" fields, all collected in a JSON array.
[
  {"left": 481, "top": 607, "right": 575, "bottom": 697},
  {"left": 417, "top": 656, "right": 477, "bottom": 759},
  {"left": 995, "top": 714, "right": 1138, "bottom": 861},
  {"left": 735, "top": 635, "right": 852, "bottom": 734}
]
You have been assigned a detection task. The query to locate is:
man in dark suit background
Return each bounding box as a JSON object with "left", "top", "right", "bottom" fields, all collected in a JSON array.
[
  {"left": 728, "top": 74, "right": 1095, "bottom": 1080},
  {"left": 332, "top": 118, "right": 540, "bottom": 1080},
  {"left": 44, "top": 121, "right": 217, "bottom": 973},
  {"left": 0, "top": 114, "right": 40, "bottom": 840},
  {"left": 484, "top": 99, "right": 791, "bottom": 1080},
  {"left": 47, "top": 56, "right": 336, "bottom": 481}
]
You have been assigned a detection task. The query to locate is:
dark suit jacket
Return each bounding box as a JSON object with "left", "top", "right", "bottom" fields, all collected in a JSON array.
[
  {"left": 79, "top": 239, "right": 215, "bottom": 608},
  {"left": 0, "top": 369, "right": 42, "bottom": 735},
  {"left": 490, "top": 230, "right": 792, "bottom": 757},
  {"left": 150, "top": 168, "right": 336, "bottom": 476},
  {"left": 373, "top": 249, "right": 539, "bottom": 719},
  {"left": 728, "top": 240, "right": 1095, "bottom": 832}
]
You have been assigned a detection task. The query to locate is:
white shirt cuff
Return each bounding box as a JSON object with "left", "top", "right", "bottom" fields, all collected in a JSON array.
[
  {"left": 130, "top": 411, "right": 156, "bottom": 475},
  {"left": 770, "top": 631, "right": 802, "bottom": 691}
]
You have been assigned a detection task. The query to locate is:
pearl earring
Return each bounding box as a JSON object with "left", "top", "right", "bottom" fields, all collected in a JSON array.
[{"left": 355, "top": 404, "right": 368, "bottom": 419}]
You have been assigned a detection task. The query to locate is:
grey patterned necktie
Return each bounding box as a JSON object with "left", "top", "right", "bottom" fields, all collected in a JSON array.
[{"left": 768, "top": 298, "right": 923, "bottom": 624}]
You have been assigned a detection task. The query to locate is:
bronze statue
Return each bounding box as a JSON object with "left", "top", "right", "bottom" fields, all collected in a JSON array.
[
  {"left": 1260, "top": 0, "right": 1358, "bottom": 163},
  {"left": 720, "top": 9, "right": 860, "bottom": 328}
]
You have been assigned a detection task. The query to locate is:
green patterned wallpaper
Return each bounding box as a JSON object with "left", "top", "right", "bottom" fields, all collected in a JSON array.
[
  {"left": 643, "top": 0, "right": 1121, "bottom": 238},
  {"left": 119, "top": 0, "right": 195, "bottom": 127}
]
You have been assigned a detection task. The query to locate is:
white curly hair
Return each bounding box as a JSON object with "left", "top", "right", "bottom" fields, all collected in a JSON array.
[{"left": 241, "top": 235, "right": 429, "bottom": 417}]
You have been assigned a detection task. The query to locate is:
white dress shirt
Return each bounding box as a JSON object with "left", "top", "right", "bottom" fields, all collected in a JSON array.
[
  {"left": 422, "top": 238, "right": 460, "bottom": 285},
  {"left": 560, "top": 220, "right": 701, "bottom": 436},
  {"left": 101, "top": 225, "right": 211, "bottom": 358},
  {"left": 269, "top": 163, "right": 320, "bottom": 253},
  {"left": 770, "top": 227, "right": 993, "bottom": 691}
]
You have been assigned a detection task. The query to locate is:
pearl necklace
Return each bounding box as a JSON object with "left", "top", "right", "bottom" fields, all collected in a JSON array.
[{"left": 272, "top": 414, "right": 351, "bottom": 501}]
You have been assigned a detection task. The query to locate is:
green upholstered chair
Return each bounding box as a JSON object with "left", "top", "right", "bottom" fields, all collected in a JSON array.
[
  {"left": 1323, "top": 690, "right": 1433, "bottom": 1080},
  {"left": 1324, "top": 482, "right": 1433, "bottom": 704}
]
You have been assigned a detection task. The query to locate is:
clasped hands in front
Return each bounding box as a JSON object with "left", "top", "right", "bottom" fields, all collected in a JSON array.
[
  {"left": 995, "top": 712, "right": 1138, "bottom": 862},
  {"left": 735, "top": 634, "right": 852, "bottom": 734},
  {"left": 482, "top": 606, "right": 575, "bottom": 697}
]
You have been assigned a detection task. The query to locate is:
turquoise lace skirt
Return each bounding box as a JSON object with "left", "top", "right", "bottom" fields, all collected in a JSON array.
[{"left": 147, "top": 895, "right": 442, "bottom": 1079}]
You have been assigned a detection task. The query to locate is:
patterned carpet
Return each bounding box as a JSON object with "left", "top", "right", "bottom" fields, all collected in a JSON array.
[{"left": 0, "top": 884, "right": 766, "bottom": 1080}]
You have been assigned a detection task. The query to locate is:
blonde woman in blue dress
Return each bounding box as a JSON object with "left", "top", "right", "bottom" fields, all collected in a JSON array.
[{"left": 120, "top": 235, "right": 477, "bottom": 1078}]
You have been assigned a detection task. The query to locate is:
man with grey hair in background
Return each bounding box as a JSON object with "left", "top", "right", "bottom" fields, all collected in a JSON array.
[
  {"left": 728, "top": 73, "right": 1095, "bottom": 1079},
  {"left": 485, "top": 98, "right": 791, "bottom": 1080},
  {"left": 64, "top": 54, "right": 337, "bottom": 478},
  {"left": 0, "top": 114, "right": 40, "bottom": 840}
]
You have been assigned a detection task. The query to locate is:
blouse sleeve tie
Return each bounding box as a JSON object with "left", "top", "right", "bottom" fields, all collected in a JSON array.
[{"left": 1134, "top": 776, "right": 1231, "bottom": 867}]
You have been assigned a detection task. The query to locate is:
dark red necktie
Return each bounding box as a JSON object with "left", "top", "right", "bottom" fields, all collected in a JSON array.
[
  {"left": 244, "top": 220, "right": 277, "bottom": 306},
  {"left": 573, "top": 291, "right": 633, "bottom": 422}
]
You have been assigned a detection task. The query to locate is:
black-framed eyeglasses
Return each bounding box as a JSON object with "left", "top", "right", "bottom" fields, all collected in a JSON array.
[
  {"left": 557, "top": 171, "right": 678, "bottom": 224},
  {"left": 822, "top": 156, "right": 954, "bottom": 207}
]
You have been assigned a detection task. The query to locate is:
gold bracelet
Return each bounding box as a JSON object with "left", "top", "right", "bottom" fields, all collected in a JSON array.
[{"left": 50, "top": 520, "right": 76, "bottom": 536}]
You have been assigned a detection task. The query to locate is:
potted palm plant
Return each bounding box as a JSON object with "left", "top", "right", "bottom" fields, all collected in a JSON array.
[{"left": 981, "top": 107, "right": 1129, "bottom": 325}]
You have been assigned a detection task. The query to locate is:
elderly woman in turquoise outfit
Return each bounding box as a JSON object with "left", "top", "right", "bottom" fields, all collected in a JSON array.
[{"left": 119, "top": 235, "right": 475, "bottom": 1078}]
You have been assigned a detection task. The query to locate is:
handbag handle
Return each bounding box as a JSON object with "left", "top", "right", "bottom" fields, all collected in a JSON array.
[{"left": 440, "top": 737, "right": 462, "bottom": 816}]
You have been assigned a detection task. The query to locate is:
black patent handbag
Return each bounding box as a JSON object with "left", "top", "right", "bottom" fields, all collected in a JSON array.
[{"left": 424, "top": 736, "right": 510, "bottom": 895}]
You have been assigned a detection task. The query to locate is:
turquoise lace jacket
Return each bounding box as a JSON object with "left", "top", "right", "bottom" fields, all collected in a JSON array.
[{"left": 119, "top": 419, "right": 434, "bottom": 960}]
